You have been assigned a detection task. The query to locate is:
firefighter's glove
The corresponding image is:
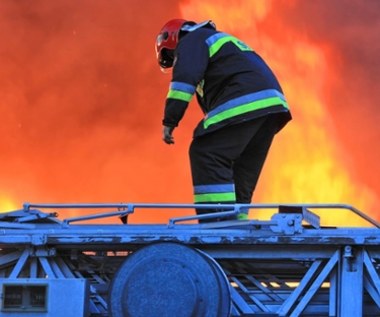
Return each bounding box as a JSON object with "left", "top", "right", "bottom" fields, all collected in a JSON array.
[{"left": 163, "top": 126, "right": 175, "bottom": 145}]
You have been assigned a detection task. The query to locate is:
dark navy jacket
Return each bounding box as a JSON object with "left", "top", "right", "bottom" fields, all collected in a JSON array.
[{"left": 163, "top": 25, "right": 291, "bottom": 137}]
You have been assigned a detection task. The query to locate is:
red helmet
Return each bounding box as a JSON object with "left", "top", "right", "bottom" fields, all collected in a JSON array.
[{"left": 155, "top": 19, "right": 187, "bottom": 69}]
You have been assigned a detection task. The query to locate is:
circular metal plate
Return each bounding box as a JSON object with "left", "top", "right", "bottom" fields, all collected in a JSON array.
[{"left": 108, "top": 242, "right": 230, "bottom": 317}]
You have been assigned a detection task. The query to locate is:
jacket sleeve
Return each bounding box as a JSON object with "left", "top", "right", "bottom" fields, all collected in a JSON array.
[{"left": 162, "top": 31, "right": 210, "bottom": 127}]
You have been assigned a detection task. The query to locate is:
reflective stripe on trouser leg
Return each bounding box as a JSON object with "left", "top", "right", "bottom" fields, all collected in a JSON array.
[
  {"left": 194, "top": 184, "right": 236, "bottom": 203},
  {"left": 193, "top": 184, "right": 236, "bottom": 222}
]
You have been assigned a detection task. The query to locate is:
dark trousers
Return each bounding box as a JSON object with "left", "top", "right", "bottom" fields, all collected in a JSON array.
[{"left": 189, "top": 115, "right": 279, "bottom": 222}]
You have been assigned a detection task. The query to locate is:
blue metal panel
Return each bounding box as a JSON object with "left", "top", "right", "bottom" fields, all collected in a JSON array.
[{"left": 0, "top": 278, "right": 89, "bottom": 316}]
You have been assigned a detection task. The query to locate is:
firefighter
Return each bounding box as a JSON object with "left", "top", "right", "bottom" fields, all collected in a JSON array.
[{"left": 155, "top": 19, "right": 292, "bottom": 222}]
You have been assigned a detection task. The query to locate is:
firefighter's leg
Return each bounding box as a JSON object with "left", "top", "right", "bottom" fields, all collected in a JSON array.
[
  {"left": 233, "top": 116, "right": 279, "bottom": 207},
  {"left": 189, "top": 118, "right": 267, "bottom": 222}
]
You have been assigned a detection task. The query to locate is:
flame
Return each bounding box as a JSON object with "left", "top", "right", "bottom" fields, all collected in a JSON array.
[
  {"left": 0, "top": 1, "right": 378, "bottom": 226},
  {"left": 0, "top": 195, "right": 17, "bottom": 213}
]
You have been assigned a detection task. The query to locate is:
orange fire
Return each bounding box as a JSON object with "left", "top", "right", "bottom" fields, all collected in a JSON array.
[{"left": 0, "top": 1, "right": 378, "bottom": 226}]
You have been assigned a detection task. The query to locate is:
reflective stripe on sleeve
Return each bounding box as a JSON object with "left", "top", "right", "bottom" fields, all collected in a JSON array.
[{"left": 167, "top": 81, "right": 196, "bottom": 102}]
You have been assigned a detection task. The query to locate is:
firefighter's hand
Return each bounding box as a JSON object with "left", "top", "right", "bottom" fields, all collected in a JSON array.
[{"left": 163, "top": 126, "right": 175, "bottom": 144}]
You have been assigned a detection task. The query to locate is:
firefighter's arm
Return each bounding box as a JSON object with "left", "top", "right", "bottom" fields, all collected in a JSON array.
[
  {"left": 161, "top": 94, "right": 188, "bottom": 145},
  {"left": 161, "top": 32, "right": 209, "bottom": 144}
]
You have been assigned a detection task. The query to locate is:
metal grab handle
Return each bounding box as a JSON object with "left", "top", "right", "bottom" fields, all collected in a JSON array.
[{"left": 20, "top": 202, "right": 380, "bottom": 228}]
